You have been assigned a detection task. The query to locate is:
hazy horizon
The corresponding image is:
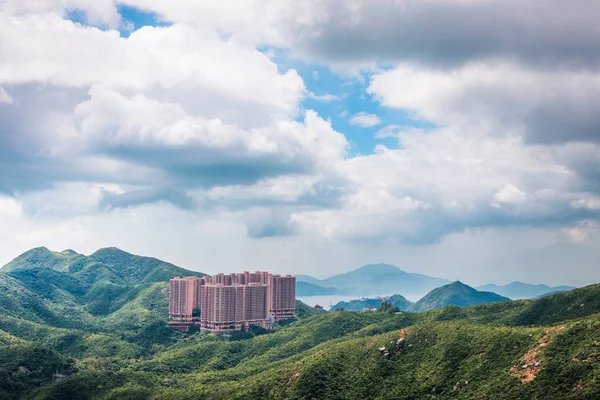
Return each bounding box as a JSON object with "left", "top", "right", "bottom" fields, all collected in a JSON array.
[{"left": 0, "top": 245, "right": 586, "bottom": 289}]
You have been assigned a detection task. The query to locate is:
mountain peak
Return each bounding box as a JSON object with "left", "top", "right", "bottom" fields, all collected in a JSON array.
[
  {"left": 1, "top": 246, "right": 63, "bottom": 272},
  {"left": 356, "top": 263, "right": 404, "bottom": 273},
  {"left": 20, "top": 246, "right": 52, "bottom": 256},
  {"left": 446, "top": 280, "right": 475, "bottom": 290},
  {"left": 409, "top": 281, "right": 509, "bottom": 312},
  {"left": 91, "top": 247, "right": 132, "bottom": 257},
  {"left": 60, "top": 249, "right": 79, "bottom": 256}
]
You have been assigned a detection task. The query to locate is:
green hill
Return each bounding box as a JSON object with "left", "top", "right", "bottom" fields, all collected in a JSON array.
[
  {"left": 0, "top": 247, "right": 206, "bottom": 332},
  {"left": 409, "top": 281, "right": 510, "bottom": 312},
  {"left": 296, "top": 300, "right": 328, "bottom": 319},
  {"left": 1, "top": 248, "right": 600, "bottom": 399},
  {"left": 330, "top": 294, "right": 413, "bottom": 312}
]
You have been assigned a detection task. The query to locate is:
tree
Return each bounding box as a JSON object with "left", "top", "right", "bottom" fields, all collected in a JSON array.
[{"left": 379, "top": 301, "right": 399, "bottom": 313}]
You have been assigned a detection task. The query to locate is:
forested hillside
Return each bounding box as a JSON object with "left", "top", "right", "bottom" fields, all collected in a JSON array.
[{"left": 1, "top": 248, "right": 599, "bottom": 399}]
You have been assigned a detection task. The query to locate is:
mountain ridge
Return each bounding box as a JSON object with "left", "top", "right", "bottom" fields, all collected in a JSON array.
[
  {"left": 297, "top": 263, "right": 450, "bottom": 297},
  {"left": 477, "top": 281, "right": 576, "bottom": 299}
]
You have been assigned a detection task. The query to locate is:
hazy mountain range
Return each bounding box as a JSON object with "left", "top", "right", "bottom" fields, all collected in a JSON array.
[
  {"left": 329, "top": 281, "right": 512, "bottom": 312},
  {"left": 297, "top": 263, "right": 450, "bottom": 298},
  {"left": 476, "top": 282, "right": 576, "bottom": 300},
  {"left": 298, "top": 263, "right": 575, "bottom": 301}
]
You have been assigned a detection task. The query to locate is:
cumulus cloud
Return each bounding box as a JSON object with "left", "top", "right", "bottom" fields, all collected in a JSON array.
[
  {"left": 0, "top": 87, "right": 13, "bottom": 104},
  {"left": 115, "top": 0, "right": 600, "bottom": 71},
  {"left": 493, "top": 185, "right": 528, "bottom": 207},
  {"left": 563, "top": 220, "right": 599, "bottom": 243},
  {"left": 0, "top": 195, "right": 22, "bottom": 216},
  {"left": 99, "top": 186, "right": 195, "bottom": 210},
  {"left": 368, "top": 62, "right": 600, "bottom": 144},
  {"left": 350, "top": 112, "right": 381, "bottom": 128},
  {"left": 70, "top": 86, "right": 347, "bottom": 186},
  {"left": 287, "top": 0, "right": 600, "bottom": 69},
  {"left": 291, "top": 128, "right": 600, "bottom": 243},
  {"left": 1, "top": 0, "right": 121, "bottom": 27},
  {"left": 0, "top": 12, "right": 304, "bottom": 121}
]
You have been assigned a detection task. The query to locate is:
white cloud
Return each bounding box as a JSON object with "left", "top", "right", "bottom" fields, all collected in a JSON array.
[
  {"left": 350, "top": 112, "right": 381, "bottom": 127},
  {"left": 291, "top": 127, "right": 592, "bottom": 242},
  {"left": 69, "top": 86, "right": 347, "bottom": 184},
  {"left": 0, "top": 12, "right": 304, "bottom": 118},
  {"left": 14, "top": 220, "right": 90, "bottom": 247},
  {"left": 0, "top": 195, "right": 22, "bottom": 216},
  {"left": 572, "top": 197, "right": 600, "bottom": 210},
  {"left": 368, "top": 62, "right": 600, "bottom": 144},
  {"left": 118, "top": 0, "right": 326, "bottom": 47},
  {"left": 563, "top": 220, "right": 599, "bottom": 243},
  {"left": 493, "top": 185, "right": 527, "bottom": 206},
  {"left": 306, "top": 92, "right": 341, "bottom": 102},
  {"left": 0, "top": 86, "right": 13, "bottom": 104},
  {"left": 1, "top": 0, "right": 121, "bottom": 26}
]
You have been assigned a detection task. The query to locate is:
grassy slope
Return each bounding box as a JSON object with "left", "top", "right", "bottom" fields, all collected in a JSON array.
[{"left": 23, "top": 284, "right": 600, "bottom": 400}]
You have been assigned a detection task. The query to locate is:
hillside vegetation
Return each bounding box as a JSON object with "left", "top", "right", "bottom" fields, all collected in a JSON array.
[
  {"left": 330, "top": 294, "right": 413, "bottom": 312},
  {"left": 409, "top": 281, "right": 510, "bottom": 312},
  {"left": 0, "top": 247, "right": 205, "bottom": 331},
  {"left": 1, "top": 248, "right": 599, "bottom": 399}
]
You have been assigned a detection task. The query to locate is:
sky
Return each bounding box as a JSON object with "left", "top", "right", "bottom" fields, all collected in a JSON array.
[{"left": 0, "top": 0, "right": 599, "bottom": 287}]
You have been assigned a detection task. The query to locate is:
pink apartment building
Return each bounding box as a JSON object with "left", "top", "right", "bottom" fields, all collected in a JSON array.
[{"left": 168, "top": 271, "right": 296, "bottom": 332}]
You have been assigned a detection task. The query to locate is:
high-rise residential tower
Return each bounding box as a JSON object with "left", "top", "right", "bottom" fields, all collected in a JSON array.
[{"left": 168, "top": 272, "right": 296, "bottom": 332}]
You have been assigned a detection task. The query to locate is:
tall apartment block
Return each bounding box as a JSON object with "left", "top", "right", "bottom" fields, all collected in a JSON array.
[{"left": 168, "top": 272, "right": 296, "bottom": 332}]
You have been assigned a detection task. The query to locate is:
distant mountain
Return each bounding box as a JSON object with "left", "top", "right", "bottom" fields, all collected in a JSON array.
[
  {"left": 409, "top": 281, "right": 510, "bottom": 312},
  {"left": 476, "top": 282, "right": 576, "bottom": 300},
  {"left": 330, "top": 294, "right": 413, "bottom": 312},
  {"left": 296, "top": 282, "right": 342, "bottom": 296},
  {"left": 296, "top": 263, "right": 449, "bottom": 298},
  {"left": 296, "top": 274, "right": 324, "bottom": 286}
]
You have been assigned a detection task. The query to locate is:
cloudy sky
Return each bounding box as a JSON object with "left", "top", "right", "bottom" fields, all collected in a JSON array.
[{"left": 1, "top": 0, "right": 599, "bottom": 286}]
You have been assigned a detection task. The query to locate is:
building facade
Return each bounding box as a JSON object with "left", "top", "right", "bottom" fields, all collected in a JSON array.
[{"left": 168, "top": 272, "right": 295, "bottom": 332}]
